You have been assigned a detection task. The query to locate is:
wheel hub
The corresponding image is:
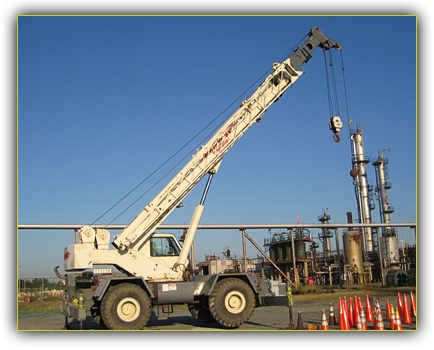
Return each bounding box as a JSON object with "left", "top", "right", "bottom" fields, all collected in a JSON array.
[
  {"left": 117, "top": 297, "right": 140, "bottom": 322},
  {"left": 225, "top": 291, "right": 246, "bottom": 314}
]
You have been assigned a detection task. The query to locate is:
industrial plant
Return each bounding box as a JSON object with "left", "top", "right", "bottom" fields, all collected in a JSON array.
[{"left": 195, "top": 124, "right": 416, "bottom": 290}]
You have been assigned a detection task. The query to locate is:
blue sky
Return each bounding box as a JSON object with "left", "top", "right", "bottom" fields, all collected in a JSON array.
[{"left": 17, "top": 15, "right": 416, "bottom": 278}]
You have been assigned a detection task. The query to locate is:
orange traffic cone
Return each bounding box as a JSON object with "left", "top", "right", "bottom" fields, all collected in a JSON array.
[
  {"left": 353, "top": 295, "right": 359, "bottom": 325},
  {"left": 373, "top": 302, "right": 378, "bottom": 329},
  {"left": 321, "top": 310, "right": 329, "bottom": 330},
  {"left": 375, "top": 309, "right": 385, "bottom": 330},
  {"left": 356, "top": 313, "right": 363, "bottom": 330},
  {"left": 366, "top": 295, "right": 374, "bottom": 322},
  {"left": 349, "top": 297, "right": 355, "bottom": 328},
  {"left": 397, "top": 293, "right": 403, "bottom": 318},
  {"left": 329, "top": 303, "right": 336, "bottom": 325},
  {"left": 359, "top": 297, "right": 364, "bottom": 316},
  {"left": 386, "top": 299, "right": 391, "bottom": 319},
  {"left": 342, "top": 300, "right": 351, "bottom": 330},
  {"left": 338, "top": 298, "right": 343, "bottom": 329},
  {"left": 360, "top": 309, "right": 368, "bottom": 330},
  {"left": 402, "top": 294, "right": 412, "bottom": 324},
  {"left": 297, "top": 311, "right": 304, "bottom": 330},
  {"left": 394, "top": 309, "right": 403, "bottom": 330},
  {"left": 344, "top": 296, "right": 348, "bottom": 316},
  {"left": 389, "top": 305, "right": 395, "bottom": 330},
  {"left": 410, "top": 291, "right": 417, "bottom": 317}
]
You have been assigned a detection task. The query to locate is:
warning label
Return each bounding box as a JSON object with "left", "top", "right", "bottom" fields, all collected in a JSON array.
[{"left": 162, "top": 284, "right": 177, "bottom": 292}]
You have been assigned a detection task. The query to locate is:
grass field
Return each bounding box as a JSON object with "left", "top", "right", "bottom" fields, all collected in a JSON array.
[
  {"left": 18, "top": 297, "right": 63, "bottom": 313},
  {"left": 292, "top": 282, "right": 416, "bottom": 302}
]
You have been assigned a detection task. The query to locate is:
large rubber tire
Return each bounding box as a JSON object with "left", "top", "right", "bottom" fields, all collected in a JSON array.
[
  {"left": 101, "top": 283, "right": 152, "bottom": 330},
  {"left": 90, "top": 303, "right": 106, "bottom": 328},
  {"left": 208, "top": 278, "right": 255, "bottom": 328},
  {"left": 188, "top": 299, "right": 216, "bottom": 324}
]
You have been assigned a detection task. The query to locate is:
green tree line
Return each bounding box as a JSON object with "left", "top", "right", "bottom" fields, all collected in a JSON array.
[{"left": 18, "top": 278, "right": 62, "bottom": 291}]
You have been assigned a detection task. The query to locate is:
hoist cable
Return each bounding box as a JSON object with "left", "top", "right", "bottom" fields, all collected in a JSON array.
[
  {"left": 328, "top": 49, "right": 340, "bottom": 118},
  {"left": 323, "top": 49, "right": 334, "bottom": 119}
]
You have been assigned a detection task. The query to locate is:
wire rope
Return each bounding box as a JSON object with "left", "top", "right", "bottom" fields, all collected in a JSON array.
[
  {"left": 323, "top": 49, "right": 334, "bottom": 120},
  {"left": 340, "top": 49, "right": 351, "bottom": 127},
  {"left": 328, "top": 49, "right": 340, "bottom": 118},
  {"left": 93, "top": 67, "right": 272, "bottom": 226},
  {"left": 92, "top": 32, "right": 311, "bottom": 226}
]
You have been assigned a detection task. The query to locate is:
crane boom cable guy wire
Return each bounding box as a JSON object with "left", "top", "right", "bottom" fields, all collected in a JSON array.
[
  {"left": 340, "top": 49, "right": 351, "bottom": 127},
  {"left": 92, "top": 67, "right": 273, "bottom": 226},
  {"left": 93, "top": 32, "right": 311, "bottom": 226}
]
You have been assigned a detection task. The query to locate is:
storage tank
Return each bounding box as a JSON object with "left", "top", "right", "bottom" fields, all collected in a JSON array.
[
  {"left": 343, "top": 230, "right": 364, "bottom": 283},
  {"left": 278, "top": 235, "right": 288, "bottom": 261},
  {"left": 277, "top": 244, "right": 284, "bottom": 261},
  {"left": 295, "top": 241, "right": 306, "bottom": 259},
  {"left": 270, "top": 235, "right": 278, "bottom": 262},
  {"left": 285, "top": 242, "right": 292, "bottom": 261},
  {"left": 380, "top": 235, "right": 400, "bottom": 267},
  {"left": 269, "top": 245, "right": 276, "bottom": 262}
]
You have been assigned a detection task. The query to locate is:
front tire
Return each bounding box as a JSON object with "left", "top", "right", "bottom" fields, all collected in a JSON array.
[
  {"left": 101, "top": 283, "right": 152, "bottom": 330},
  {"left": 208, "top": 278, "right": 255, "bottom": 328}
]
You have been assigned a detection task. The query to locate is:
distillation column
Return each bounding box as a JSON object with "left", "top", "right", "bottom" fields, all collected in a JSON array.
[
  {"left": 350, "top": 126, "right": 374, "bottom": 252},
  {"left": 373, "top": 152, "right": 399, "bottom": 267},
  {"left": 318, "top": 209, "right": 332, "bottom": 257}
]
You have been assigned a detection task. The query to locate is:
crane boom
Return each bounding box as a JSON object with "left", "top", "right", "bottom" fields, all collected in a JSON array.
[{"left": 112, "top": 26, "right": 341, "bottom": 252}]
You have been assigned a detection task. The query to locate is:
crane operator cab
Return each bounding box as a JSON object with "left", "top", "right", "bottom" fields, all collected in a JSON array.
[{"left": 150, "top": 235, "right": 181, "bottom": 257}]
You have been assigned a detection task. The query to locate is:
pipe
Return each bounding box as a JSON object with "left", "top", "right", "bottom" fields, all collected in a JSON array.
[
  {"left": 242, "top": 230, "right": 248, "bottom": 273},
  {"left": 18, "top": 223, "right": 416, "bottom": 230},
  {"left": 376, "top": 227, "right": 385, "bottom": 286},
  {"left": 54, "top": 266, "right": 66, "bottom": 280},
  {"left": 291, "top": 229, "right": 297, "bottom": 289},
  {"left": 399, "top": 239, "right": 406, "bottom": 270},
  {"left": 335, "top": 228, "right": 343, "bottom": 288}
]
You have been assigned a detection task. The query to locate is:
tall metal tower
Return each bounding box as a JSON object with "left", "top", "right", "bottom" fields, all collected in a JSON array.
[
  {"left": 318, "top": 209, "right": 332, "bottom": 257},
  {"left": 349, "top": 125, "right": 375, "bottom": 253},
  {"left": 372, "top": 150, "right": 399, "bottom": 267}
]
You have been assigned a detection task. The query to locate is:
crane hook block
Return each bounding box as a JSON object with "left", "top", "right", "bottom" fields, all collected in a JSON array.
[{"left": 329, "top": 116, "right": 343, "bottom": 143}]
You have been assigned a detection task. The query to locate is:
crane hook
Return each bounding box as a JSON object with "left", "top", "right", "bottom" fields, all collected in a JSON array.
[{"left": 329, "top": 116, "right": 342, "bottom": 143}]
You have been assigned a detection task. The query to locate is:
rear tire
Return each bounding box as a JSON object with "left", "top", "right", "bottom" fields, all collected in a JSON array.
[
  {"left": 208, "top": 278, "right": 255, "bottom": 328},
  {"left": 101, "top": 283, "right": 152, "bottom": 330}
]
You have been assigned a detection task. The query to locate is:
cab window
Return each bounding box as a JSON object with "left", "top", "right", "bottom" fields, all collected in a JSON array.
[{"left": 150, "top": 237, "right": 180, "bottom": 257}]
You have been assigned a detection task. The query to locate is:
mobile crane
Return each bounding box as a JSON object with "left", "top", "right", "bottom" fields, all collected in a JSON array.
[{"left": 59, "top": 27, "right": 342, "bottom": 330}]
